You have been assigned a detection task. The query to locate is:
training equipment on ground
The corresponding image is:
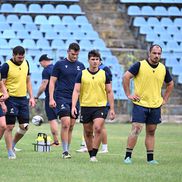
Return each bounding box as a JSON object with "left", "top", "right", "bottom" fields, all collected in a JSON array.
[{"left": 32, "top": 115, "right": 44, "bottom": 126}]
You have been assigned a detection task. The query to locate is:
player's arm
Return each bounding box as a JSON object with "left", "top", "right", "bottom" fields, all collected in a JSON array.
[
  {"left": 35, "top": 79, "right": 48, "bottom": 99},
  {"left": 72, "top": 83, "right": 81, "bottom": 118},
  {"left": 0, "top": 80, "right": 9, "bottom": 102},
  {"left": 49, "top": 76, "right": 57, "bottom": 108},
  {"left": 27, "top": 75, "right": 35, "bottom": 107},
  {"left": 162, "top": 68, "right": 174, "bottom": 105},
  {"left": 105, "top": 83, "right": 115, "bottom": 120}
]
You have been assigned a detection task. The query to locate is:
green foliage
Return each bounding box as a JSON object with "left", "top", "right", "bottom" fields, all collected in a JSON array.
[{"left": 0, "top": 123, "right": 182, "bottom": 182}]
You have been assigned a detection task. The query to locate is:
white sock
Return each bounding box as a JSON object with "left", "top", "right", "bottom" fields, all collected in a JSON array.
[{"left": 102, "top": 144, "right": 108, "bottom": 151}]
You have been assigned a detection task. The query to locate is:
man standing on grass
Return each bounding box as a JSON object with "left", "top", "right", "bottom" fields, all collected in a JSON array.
[
  {"left": 1, "top": 46, "right": 35, "bottom": 159},
  {"left": 122, "top": 44, "right": 174, "bottom": 164},
  {"left": 35, "top": 54, "right": 59, "bottom": 146},
  {"left": 72, "top": 50, "right": 115, "bottom": 162},
  {"left": 49, "top": 43, "right": 85, "bottom": 159}
]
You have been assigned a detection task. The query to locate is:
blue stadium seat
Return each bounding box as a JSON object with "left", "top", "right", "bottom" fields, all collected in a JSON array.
[
  {"left": 11, "top": 23, "right": 24, "bottom": 31},
  {"left": 22, "top": 39, "right": 36, "bottom": 49},
  {"left": 79, "top": 40, "right": 92, "bottom": 50},
  {"left": 51, "top": 39, "right": 65, "bottom": 49},
  {"left": 55, "top": 4, "right": 69, "bottom": 14},
  {"left": 159, "top": 33, "right": 173, "bottom": 41},
  {"left": 9, "top": 39, "right": 22, "bottom": 48},
  {"left": 20, "top": 15, "right": 33, "bottom": 24},
  {"left": 6, "top": 15, "right": 19, "bottom": 23},
  {"left": 0, "top": 39, "right": 9, "bottom": 48},
  {"left": 36, "top": 39, "right": 50, "bottom": 49},
  {"left": 42, "top": 4, "right": 55, "bottom": 13},
  {"left": 166, "top": 41, "right": 181, "bottom": 52},
  {"left": 93, "top": 39, "right": 107, "bottom": 50},
  {"left": 35, "top": 15, "right": 48, "bottom": 24},
  {"left": 53, "top": 24, "right": 67, "bottom": 32},
  {"left": 168, "top": 6, "right": 181, "bottom": 16},
  {"left": 0, "top": 3, "right": 14, "bottom": 13},
  {"left": 167, "top": 26, "right": 180, "bottom": 35},
  {"left": 24, "top": 23, "right": 37, "bottom": 31},
  {"left": 2, "top": 30, "right": 16, "bottom": 39},
  {"left": 14, "top": 4, "right": 27, "bottom": 13},
  {"left": 141, "top": 6, "right": 154, "bottom": 16},
  {"left": 48, "top": 16, "right": 61, "bottom": 25},
  {"left": 62, "top": 16, "right": 75, "bottom": 25},
  {"left": 172, "top": 65, "right": 182, "bottom": 75},
  {"left": 165, "top": 58, "right": 179, "bottom": 67},
  {"left": 147, "top": 17, "right": 160, "bottom": 26},
  {"left": 16, "top": 30, "right": 30, "bottom": 39},
  {"left": 67, "top": 24, "right": 80, "bottom": 32},
  {"left": 59, "top": 31, "right": 72, "bottom": 40},
  {"left": 127, "top": 6, "right": 141, "bottom": 16},
  {"left": 146, "top": 33, "right": 159, "bottom": 42},
  {"left": 0, "top": 22, "right": 11, "bottom": 31},
  {"left": 160, "top": 18, "right": 173, "bottom": 27},
  {"left": 45, "top": 31, "right": 58, "bottom": 40},
  {"left": 173, "top": 33, "right": 182, "bottom": 42},
  {"left": 72, "top": 31, "right": 86, "bottom": 40},
  {"left": 139, "top": 26, "right": 153, "bottom": 34},
  {"left": 153, "top": 26, "right": 166, "bottom": 34},
  {"left": 0, "top": 15, "right": 6, "bottom": 22},
  {"left": 28, "top": 4, "right": 42, "bottom": 13},
  {"left": 39, "top": 24, "right": 53, "bottom": 32},
  {"left": 174, "top": 18, "right": 182, "bottom": 27},
  {"left": 86, "top": 31, "right": 99, "bottom": 40},
  {"left": 154, "top": 6, "right": 168, "bottom": 16},
  {"left": 133, "top": 17, "right": 146, "bottom": 27},
  {"left": 69, "top": 4, "right": 83, "bottom": 14},
  {"left": 75, "top": 16, "right": 89, "bottom": 25},
  {"left": 80, "top": 24, "right": 94, "bottom": 32},
  {"left": 30, "top": 30, "right": 43, "bottom": 39}
]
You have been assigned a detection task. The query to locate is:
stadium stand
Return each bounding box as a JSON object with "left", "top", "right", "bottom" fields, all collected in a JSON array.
[{"left": 0, "top": 0, "right": 128, "bottom": 100}]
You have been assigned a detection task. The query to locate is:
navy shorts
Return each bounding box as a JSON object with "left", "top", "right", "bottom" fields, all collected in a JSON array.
[
  {"left": 55, "top": 97, "right": 79, "bottom": 119},
  {"left": 5, "top": 96, "right": 29, "bottom": 125},
  {"left": 45, "top": 98, "right": 57, "bottom": 121},
  {"left": 0, "top": 105, "right": 5, "bottom": 117},
  {"left": 80, "top": 107, "right": 107, "bottom": 124},
  {"left": 132, "top": 104, "right": 161, "bottom": 124}
]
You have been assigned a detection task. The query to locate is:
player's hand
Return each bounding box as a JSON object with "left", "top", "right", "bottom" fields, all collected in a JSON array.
[
  {"left": 128, "top": 94, "right": 140, "bottom": 102},
  {"left": 29, "top": 97, "right": 36, "bottom": 108},
  {"left": 71, "top": 107, "right": 77, "bottom": 119},
  {"left": 0, "top": 102, "right": 7, "bottom": 113},
  {"left": 0, "top": 93, "right": 9, "bottom": 102},
  {"left": 109, "top": 109, "right": 115, "bottom": 120},
  {"left": 49, "top": 99, "right": 56, "bottom": 108}
]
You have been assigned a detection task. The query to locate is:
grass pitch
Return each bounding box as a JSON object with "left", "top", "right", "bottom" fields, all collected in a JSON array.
[{"left": 0, "top": 123, "right": 182, "bottom": 182}]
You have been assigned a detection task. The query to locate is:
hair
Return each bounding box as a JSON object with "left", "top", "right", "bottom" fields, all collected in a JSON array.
[
  {"left": 68, "top": 42, "right": 80, "bottom": 52},
  {"left": 88, "top": 49, "right": 101, "bottom": 60},
  {"left": 149, "top": 44, "right": 162, "bottom": 53},
  {"left": 13, "top": 46, "right": 25, "bottom": 55}
]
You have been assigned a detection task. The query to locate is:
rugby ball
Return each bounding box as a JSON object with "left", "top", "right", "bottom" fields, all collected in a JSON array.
[{"left": 32, "top": 115, "right": 44, "bottom": 126}]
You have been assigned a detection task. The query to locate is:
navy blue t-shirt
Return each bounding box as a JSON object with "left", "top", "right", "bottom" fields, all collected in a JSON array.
[
  {"left": 51, "top": 58, "right": 85, "bottom": 100},
  {"left": 128, "top": 61, "right": 172, "bottom": 83},
  {"left": 42, "top": 64, "right": 54, "bottom": 97}
]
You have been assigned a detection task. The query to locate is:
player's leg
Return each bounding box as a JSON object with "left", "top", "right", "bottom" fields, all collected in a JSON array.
[
  {"left": 0, "top": 114, "right": 6, "bottom": 140},
  {"left": 60, "top": 116, "right": 71, "bottom": 158},
  {"left": 68, "top": 118, "right": 76, "bottom": 151},
  {"left": 145, "top": 107, "right": 161, "bottom": 164},
  {"left": 49, "top": 119, "right": 59, "bottom": 145},
  {"left": 12, "top": 98, "right": 29, "bottom": 151},
  {"left": 145, "top": 124, "right": 157, "bottom": 163},
  {"left": 99, "top": 125, "right": 108, "bottom": 153}
]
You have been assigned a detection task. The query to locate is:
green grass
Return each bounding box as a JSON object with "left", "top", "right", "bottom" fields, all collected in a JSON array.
[{"left": 0, "top": 123, "right": 182, "bottom": 182}]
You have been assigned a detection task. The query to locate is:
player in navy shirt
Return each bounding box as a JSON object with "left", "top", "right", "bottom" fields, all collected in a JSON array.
[
  {"left": 49, "top": 43, "right": 85, "bottom": 159},
  {"left": 35, "top": 54, "right": 59, "bottom": 146}
]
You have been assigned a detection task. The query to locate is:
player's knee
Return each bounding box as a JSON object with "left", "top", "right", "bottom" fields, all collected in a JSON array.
[
  {"left": 18, "top": 123, "right": 29, "bottom": 135},
  {"left": 130, "top": 126, "right": 142, "bottom": 137},
  {"left": 147, "top": 129, "right": 156, "bottom": 136},
  {"left": 94, "top": 126, "right": 102, "bottom": 134},
  {"left": 0, "top": 123, "right": 7, "bottom": 131},
  {"left": 6, "top": 125, "right": 15, "bottom": 131}
]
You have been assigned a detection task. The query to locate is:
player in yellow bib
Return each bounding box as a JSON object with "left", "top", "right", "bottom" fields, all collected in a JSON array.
[
  {"left": 72, "top": 50, "right": 115, "bottom": 162},
  {"left": 123, "top": 45, "right": 174, "bottom": 164},
  {"left": 1, "top": 46, "right": 35, "bottom": 159}
]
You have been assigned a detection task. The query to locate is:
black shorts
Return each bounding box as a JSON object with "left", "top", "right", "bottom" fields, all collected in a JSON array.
[{"left": 80, "top": 107, "right": 107, "bottom": 124}]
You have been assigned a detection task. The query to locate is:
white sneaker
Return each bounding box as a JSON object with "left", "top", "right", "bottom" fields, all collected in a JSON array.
[
  {"left": 8, "top": 152, "right": 16, "bottom": 160},
  {"left": 76, "top": 147, "right": 88, "bottom": 153},
  {"left": 14, "top": 147, "right": 22, "bottom": 152},
  {"left": 98, "top": 149, "right": 108, "bottom": 154},
  {"left": 90, "top": 156, "right": 98, "bottom": 162}
]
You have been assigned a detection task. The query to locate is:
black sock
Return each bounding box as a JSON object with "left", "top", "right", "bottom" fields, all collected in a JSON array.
[
  {"left": 92, "top": 148, "right": 98, "bottom": 157},
  {"left": 147, "top": 150, "right": 154, "bottom": 161},
  {"left": 125, "top": 148, "right": 133, "bottom": 159},
  {"left": 88, "top": 150, "right": 93, "bottom": 158}
]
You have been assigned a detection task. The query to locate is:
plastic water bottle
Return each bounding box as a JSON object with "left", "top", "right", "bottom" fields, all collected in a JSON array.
[{"left": 37, "top": 136, "right": 44, "bottom": 152}]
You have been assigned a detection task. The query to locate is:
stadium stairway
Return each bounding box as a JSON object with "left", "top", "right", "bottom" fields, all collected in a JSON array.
[{"left": 79, "top": 0, "right": 182, "bottom": 122}]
